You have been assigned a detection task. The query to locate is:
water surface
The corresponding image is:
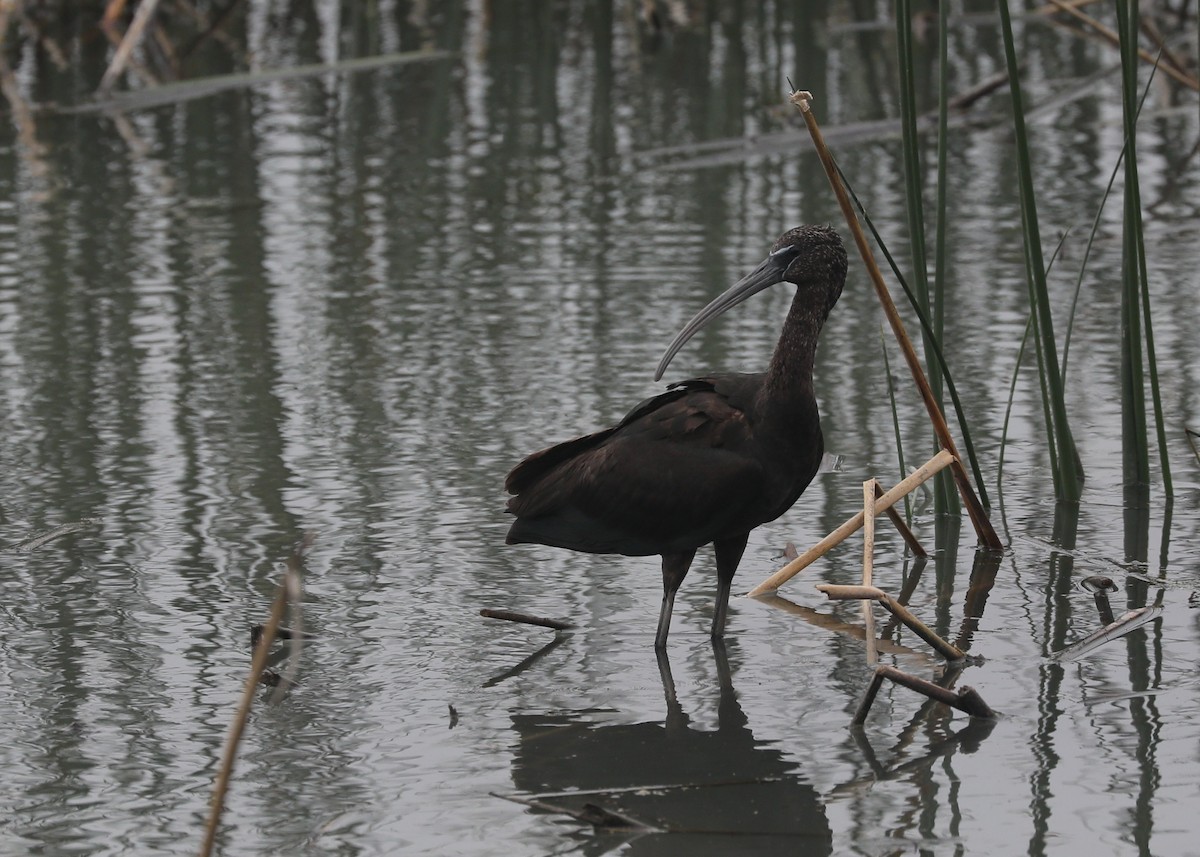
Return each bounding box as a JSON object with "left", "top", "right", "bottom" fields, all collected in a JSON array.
[{"left": 1, "top": 2, "right": 1198, "bottom": 855}]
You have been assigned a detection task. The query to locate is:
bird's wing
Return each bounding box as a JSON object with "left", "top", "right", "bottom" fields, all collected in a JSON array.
[
  {"left": 504, "top": 386, "right": 691, "bottom": 495},
  {"left": 506, "top": 378, "right": 766, "bottom": 551}
]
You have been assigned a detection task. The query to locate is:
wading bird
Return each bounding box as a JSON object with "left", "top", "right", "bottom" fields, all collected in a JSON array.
[{"left": 505, "top": 225, "right": 847, "bottom": 648}]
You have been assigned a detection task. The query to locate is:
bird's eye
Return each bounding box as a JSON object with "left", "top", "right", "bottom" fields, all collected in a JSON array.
[{"left": 771, "top": 244, "right": 800, "bottom": 263}]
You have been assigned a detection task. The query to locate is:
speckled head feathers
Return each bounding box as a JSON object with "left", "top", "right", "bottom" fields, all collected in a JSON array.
[{"left": 771, "top": 225, "right": 847, "bottom": 317}]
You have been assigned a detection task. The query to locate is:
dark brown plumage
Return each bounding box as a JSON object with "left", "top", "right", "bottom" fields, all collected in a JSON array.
[{"left": 505, "top": 225, "right": 847, "bottom": 648}]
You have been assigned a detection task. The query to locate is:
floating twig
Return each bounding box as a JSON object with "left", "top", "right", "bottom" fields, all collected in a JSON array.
[
  {"left": 1050, "top": 606, "right": 1162, "bottom": 661},
  {"left": 854, "top": 664, "right": 994, "bottom": 725},
  {"left": 67, "top": 49, "right": 454, "bottom": 114},
  {"left": 480, "top": 608, "right": 574, "bottom": 631},
  {"left": 747, "top": 449, "right": 954, "bottom": 596},
  {"left": 816, "top": 584, "right": 964, "bottom": 661},
  {"left": 12, "top": 518, "right": 102, "bottom": 552}
]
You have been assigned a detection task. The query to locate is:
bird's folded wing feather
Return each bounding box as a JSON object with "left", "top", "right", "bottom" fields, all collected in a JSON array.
[{"left": 506, "top": 381, "right": 765, "bottom": 544}]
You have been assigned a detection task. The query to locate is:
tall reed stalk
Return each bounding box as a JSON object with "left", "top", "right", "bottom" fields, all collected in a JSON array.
[
  {"left": 895, "top": 0, "right": 957, "bottom": 516},
  {"left": 1115, "top": 0, "right": 1173, "bottom": 500},
  {"left": 996, "top": 1, "right": 1084, "bottom": 503}
]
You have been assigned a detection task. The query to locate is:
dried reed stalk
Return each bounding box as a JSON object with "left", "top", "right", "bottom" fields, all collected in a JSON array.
[
  {"left": 788, "top": 89, "right": 1002, "bottom": 551},
  {"left": 816, "top": 583, "right": 964, "bottom": 661},
  {"left": 746, "top": 448, "right": 954, "bottom": 596}
]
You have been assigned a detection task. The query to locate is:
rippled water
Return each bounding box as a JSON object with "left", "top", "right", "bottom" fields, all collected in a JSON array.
[{"left": 1, "top": 2, "right": 1198, "bottom": 855}]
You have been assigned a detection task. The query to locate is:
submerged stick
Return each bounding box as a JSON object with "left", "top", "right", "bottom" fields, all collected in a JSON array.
[
  {"left": 98, "top": 0, "right": 163, "bottom": 92},
  {"left": 855, "top": 665, "right": 995, "bottom": 723},
  {"left": 877, "top": 482, "right": 927, "bottom": 557},
  {"left": 481, "top": 609, "right": 574, "bottom": 631},
  {"left": 816, "top": 583, "right": 964, "bottom": 661},
  {"left": 200, "top": 569, "right": 294, "bottom": 857},
  {"left": 747, "top": 449, "right": 954, "bottom": 596},
  {"left": 788, "top": 89, "right": 1002, "bottom": 551},
  {"left": 852, "top": 669, "right": 888, "bottom": 725}
]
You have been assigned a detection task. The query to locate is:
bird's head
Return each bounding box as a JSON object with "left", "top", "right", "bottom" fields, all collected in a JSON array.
[{"left": 654, "top": 225, "right": 847, "bottom": 381}]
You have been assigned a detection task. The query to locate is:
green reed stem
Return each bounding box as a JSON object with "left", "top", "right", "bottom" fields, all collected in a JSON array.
[
  {"left": 933, "top": 0, "right": 958, "bottom": 516},
  {"left": 1115, "top": 3, "right": 1173, "bottom": 499},
  {"left": 996, "top": 0, "right": 1083, "bottom": 503},
  {"left": 881, "top": 327, "right": 911, "bottom": 525},
  {"left": 998, "top": 232, "right": 1071, "bottom": 498},
  {"left": 895, "top": 0, "right": 955, "bottom": 516},
  {"left": 998, "top": 314, "right": 1033, "bottom": 501}
]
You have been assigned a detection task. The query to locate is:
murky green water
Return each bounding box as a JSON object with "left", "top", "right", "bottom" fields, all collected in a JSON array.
[{"left": 1, "top": 2, "right": 1198, "bottom": 855}]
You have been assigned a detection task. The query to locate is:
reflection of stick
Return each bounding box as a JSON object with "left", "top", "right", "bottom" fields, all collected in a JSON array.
[
  {"left": 481, "top": 608, "right": 574, "bottom": 631},
  {"left": 817, "top": 584, "right": 964, "bottom": 661},
  {"left": 862, "top": 480, "right": 878, "bottom": 665},
  {"left": 747, "top": 449, "right": 954, "bottom": 596},
  {"left": 491, "top": 791, "right": 658, "bottom": 832},
  {"left": 788, "top": 89, "right": 1001, "bottom": 551},
  {"left": 854, "top": 665, "right": 994, "bottom": 724}
]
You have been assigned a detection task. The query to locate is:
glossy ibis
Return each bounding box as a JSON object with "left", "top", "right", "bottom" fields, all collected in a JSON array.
[{"left": 505, "top": 225, "right": 847, "bottom": 648}]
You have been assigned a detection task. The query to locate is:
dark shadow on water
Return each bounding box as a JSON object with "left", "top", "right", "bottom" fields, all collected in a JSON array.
[
  {"left": 483, "top": 633, "right": 568, "bottom": 689},
  {"left": 507, "top": 641, "right": 832, "bottom": 856}
]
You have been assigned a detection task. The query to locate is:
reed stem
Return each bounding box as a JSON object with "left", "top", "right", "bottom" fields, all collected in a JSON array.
[
  {"left": 996, "top": 1, "right": 1084, "bottom": 503},
  {"left": 789, "top": 90, "right": 1001, "bottom": 549}
]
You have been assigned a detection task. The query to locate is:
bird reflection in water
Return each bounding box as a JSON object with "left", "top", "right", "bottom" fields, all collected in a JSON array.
[{"left": 506, "top": 642, "right": 832, "bottom": 855}]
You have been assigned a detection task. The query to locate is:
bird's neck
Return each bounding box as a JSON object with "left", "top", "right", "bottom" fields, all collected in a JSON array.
[{"left": 763, "top": 287, "right": 825, "bottom": 405}]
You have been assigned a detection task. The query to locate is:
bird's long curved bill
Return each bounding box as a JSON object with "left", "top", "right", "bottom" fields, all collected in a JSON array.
[{"left": 654, "top": 253, "right": 790, "bottom": 381}]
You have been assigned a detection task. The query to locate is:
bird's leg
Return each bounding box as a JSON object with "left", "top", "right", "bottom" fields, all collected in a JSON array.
[
  {"left": 711, "top": 534, "right": 749, "bottom": 640},
  {"left": 655, "top": 550, "right": 696, "bottom": 650}
]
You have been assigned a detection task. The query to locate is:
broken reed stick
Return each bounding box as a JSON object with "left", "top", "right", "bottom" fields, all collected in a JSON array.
[
  {"left": 98, "top": 0, "right": 163, "bottom": 92},
  {"left": 862, "top": 480, "right": 878, "bottom": 665},
  {"left": 747, "top": 448, "right": 954, "bottom": 596},
  {"left": 1044, "top": 0, "right": 1199, "bottom": 92},
  {"left": 816, "top": 583, "right": 964, "bottom": 661},
  {"left": 481, "top": 608, "right": 574, "bottom": 631},
  {"left": 876, "top": 481, "right": 926, "bottom": 557},
  {"left": 788, "top": 89, "right": 1002, "bottom": 551},
  {"left": 854, "top": 665, "right": 995, "bottom": 725},
  {"left": 199, "top": 570, "right": 292, "bottom": 857}
]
